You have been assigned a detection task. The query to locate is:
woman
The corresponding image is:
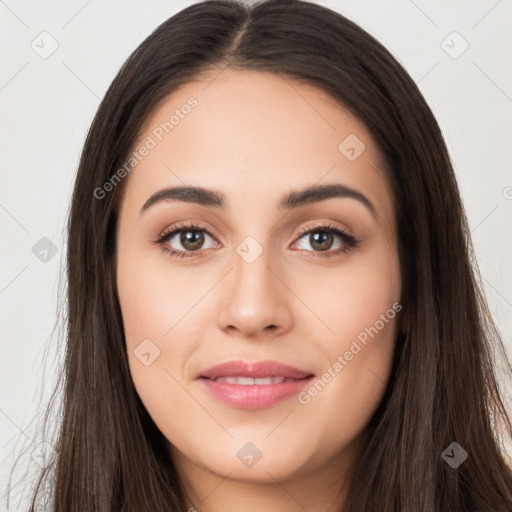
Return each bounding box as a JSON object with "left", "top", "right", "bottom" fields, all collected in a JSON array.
[{"left": 9, "top": 0, "right": 512, "bottom": 510}]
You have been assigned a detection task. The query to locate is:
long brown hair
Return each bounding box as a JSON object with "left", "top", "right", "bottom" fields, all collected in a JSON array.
[{"left": 6, "top": 0, "right": 512, "bottom": 510}]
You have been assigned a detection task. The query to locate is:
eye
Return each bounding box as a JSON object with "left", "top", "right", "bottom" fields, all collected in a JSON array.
[
  {"left": 291, "top": 222, "right": 359, "bottom": 257},
  {"left": 154, "top": 221, "right": 359, "bottom": 259},
  {"left": 154, "top": 222, "right": 219, "bottom": 259}
]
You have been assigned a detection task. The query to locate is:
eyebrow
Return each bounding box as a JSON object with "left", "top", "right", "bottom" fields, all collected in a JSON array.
[{"left": 140, "top": 183, "right": 377, "bottom": 219}]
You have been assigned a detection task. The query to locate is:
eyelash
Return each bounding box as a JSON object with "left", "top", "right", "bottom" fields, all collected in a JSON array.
[{"left": 154, "top": 221, "right": 359, "bottom": 260}]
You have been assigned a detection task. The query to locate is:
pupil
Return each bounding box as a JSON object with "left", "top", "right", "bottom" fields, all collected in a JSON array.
[
  {"left": 181, "top": 230, "right": 204, "bottom": 250},
  {"left": 311, "top": 232, "right": 333, "bottom": 251}
]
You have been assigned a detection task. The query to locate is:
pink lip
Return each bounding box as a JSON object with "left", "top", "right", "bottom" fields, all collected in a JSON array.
[
  {"left": 198, "top": 360, "right": 315, "bottom": 409},
  {"left": 200, "top": 360, "right": 312, "bottom": 379}
]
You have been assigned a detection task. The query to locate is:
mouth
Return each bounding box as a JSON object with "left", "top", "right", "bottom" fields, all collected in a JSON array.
[
  {"left": 204, "top": 376, "right": 306, "bottom": 385},
  {"left": 198, "top": 360, "right": 315, "bottom": 409}
]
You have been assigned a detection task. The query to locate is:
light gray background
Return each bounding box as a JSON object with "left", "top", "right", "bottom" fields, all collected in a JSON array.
[{"left": 1, "top": 0, "right": 511, "bottom": 509}]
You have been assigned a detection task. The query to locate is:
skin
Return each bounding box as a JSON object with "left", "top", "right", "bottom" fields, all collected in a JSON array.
[{"left": 116, "top": 68, "right": 401, "bottom": 512}]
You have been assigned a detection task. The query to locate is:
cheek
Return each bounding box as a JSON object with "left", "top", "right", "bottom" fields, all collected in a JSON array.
[
  {"left": 299, "top": 316, "right": 397, "bottom": 462},
  {"left": 117, "top": 246, "right": 210, "bottom": 338},
  {"left": 292, "top": 246, "right": 400, "bottom": 424},
  {"left": 116, "top": 249, "right": 191, "bottom": 404},
  {"left": 295, "top": 243, "right": 400, "bottom": 351},
  {"left": 116, "top": 249, "right": 225, "bottom": 426}
]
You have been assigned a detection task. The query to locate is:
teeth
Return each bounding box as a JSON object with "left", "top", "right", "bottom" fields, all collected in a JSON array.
[{"left": 214, "top": 376, "right": 290, "bottom": 385}]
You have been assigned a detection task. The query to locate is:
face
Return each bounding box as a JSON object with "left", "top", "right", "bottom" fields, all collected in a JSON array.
[{"left": 116, "top": 69, "right": 401, "bottom": 493}]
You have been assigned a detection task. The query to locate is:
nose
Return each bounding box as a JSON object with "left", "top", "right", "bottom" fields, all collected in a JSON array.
[{"left": 217, "top": 247, "right": 293, "bottom": 339}]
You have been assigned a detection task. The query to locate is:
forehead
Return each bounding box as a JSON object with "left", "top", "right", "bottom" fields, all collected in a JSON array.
[{"left": 120, "top": 69, "right": 393, "bottom": 225}]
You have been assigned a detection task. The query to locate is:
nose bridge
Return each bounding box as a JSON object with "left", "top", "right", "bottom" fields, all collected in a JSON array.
[
  {"left": 231, "top": 234, "right": 277, "bottom": 307},
  {"left": 230, "top": 212, "right": 275, "bottom": 286},
  {"left": 216, "top": 232, "right": 291, "bottom": 336}
]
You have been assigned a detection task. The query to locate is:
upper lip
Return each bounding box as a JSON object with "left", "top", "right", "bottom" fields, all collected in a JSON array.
[{"left": 199, "top": 360, "right": 314, "bottom": 380}]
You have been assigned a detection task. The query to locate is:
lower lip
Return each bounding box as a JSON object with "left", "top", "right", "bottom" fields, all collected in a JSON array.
[{"left": 199, "top": 376, "right": 314, "bottom": 409}]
